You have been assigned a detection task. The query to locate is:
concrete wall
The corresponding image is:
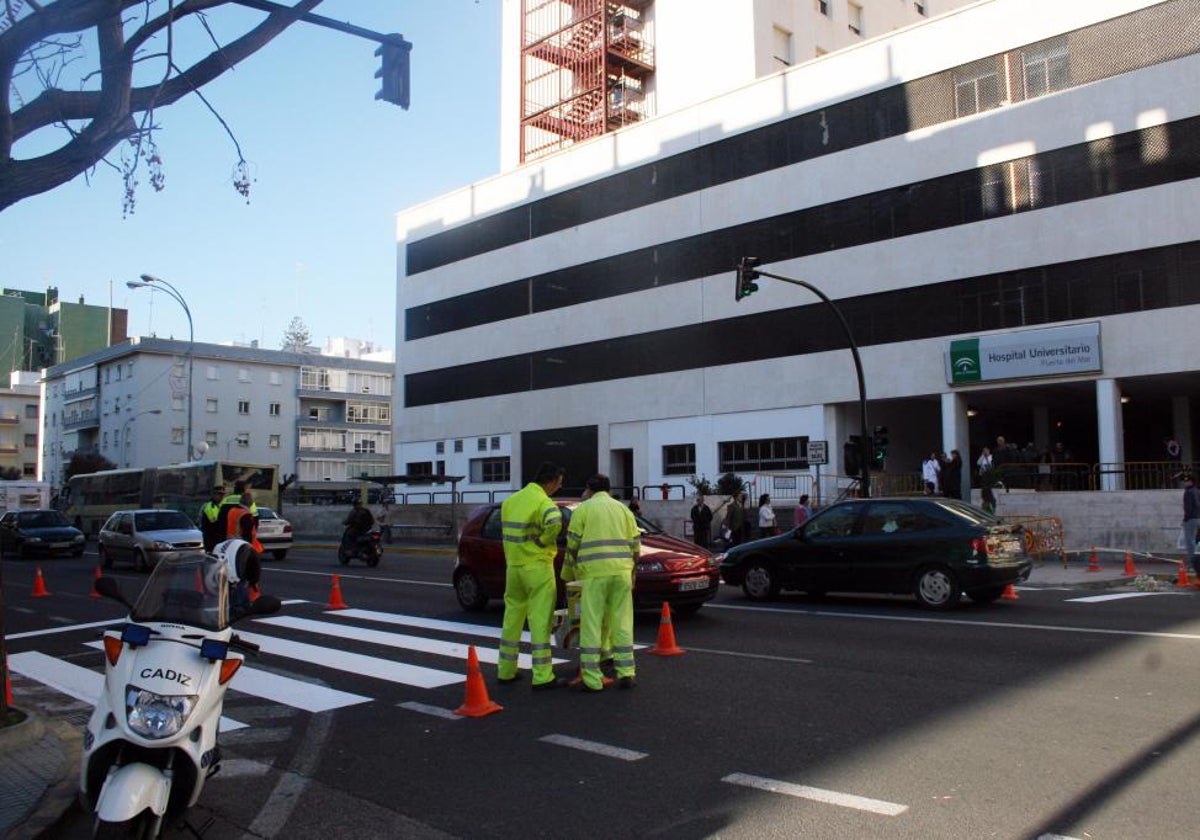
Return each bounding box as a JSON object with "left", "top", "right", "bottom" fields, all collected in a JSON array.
[{"left": 286, "top": 491, "right": 1191, "bottom": 557}]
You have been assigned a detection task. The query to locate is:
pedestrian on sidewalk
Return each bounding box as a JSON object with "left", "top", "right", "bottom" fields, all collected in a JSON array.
[{"left": 1182, "top": 473, "right": 1200, "bottom": 578}]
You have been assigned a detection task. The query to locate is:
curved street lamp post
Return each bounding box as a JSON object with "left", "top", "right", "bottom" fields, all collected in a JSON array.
[
  {"left": 121, "top": 409, "right": 163, "bottom": 467},
  {"left": 128, "top": 275, "right": 193, "bottom": 460}
]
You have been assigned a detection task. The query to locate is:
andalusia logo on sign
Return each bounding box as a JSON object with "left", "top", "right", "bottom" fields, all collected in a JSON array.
[{"left": 950, "top": 339, "right": 981, "bottom": 383}]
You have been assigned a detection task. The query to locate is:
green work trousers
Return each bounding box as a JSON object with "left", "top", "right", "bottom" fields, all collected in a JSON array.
[
  {"left": 579, "top": 572, "right": 634, "bottom": 690},
  {"left": 498, "top": 562, "right": 556, "bottom": 686}
]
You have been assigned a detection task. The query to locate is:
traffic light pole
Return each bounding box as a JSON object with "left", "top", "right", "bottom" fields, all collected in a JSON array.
[{"left": 746, "top": 267, "right": 871, "bottom": 498}]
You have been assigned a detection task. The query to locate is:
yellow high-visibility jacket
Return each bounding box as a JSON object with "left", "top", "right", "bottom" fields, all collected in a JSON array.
[
  {"left": 500, "top": 483, "right": 562, "bottom": 567},
  {"left": 564, "top": 491, "right": 640, "bottom": 580}
]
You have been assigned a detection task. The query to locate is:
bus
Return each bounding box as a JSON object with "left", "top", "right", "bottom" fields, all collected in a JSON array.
[{"left": 62, "top": 461, "right": 279, "bottom": 536}]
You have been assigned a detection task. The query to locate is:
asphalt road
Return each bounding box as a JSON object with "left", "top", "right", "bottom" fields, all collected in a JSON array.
[{"left": 5, "top": 546, "right": 1200, "bottom": 839}]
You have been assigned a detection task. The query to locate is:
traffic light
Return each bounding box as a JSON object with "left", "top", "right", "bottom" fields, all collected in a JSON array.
[
  {"left": 375, "top": 37, "right": 412, "bottom": 109},
  {"left": 872, "top": 425, "right": 889, "bottom": 468},
  {"left": 735, "top": 256, "right": 761, "bottom": 301},
  {"left": 844, "top": 435, "right": 864, "bottom": 476}
]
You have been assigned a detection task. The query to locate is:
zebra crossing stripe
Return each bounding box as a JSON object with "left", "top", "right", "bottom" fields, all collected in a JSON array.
[
  {"left": 7, "top": 650, "right": 247, "bottom": 731},
  {"left": 722, "top": 772, "right": 908, "bottom": 816},
  {"left": 234, "top": 631, "right": 463, "bottom": 689},
  {"left": 81, "top": 641, "right": 372, "bottom": 713},
  {"left": 256, "top": 615, "right": 568, "bottom": 667}
]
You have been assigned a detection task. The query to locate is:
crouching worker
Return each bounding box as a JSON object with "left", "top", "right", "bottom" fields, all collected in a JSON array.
[{"left": 210, "top": 538, "right": 263, "bottom": 620}]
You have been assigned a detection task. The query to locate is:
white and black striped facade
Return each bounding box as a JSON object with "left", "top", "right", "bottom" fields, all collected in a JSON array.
[{"left": 395, "top": 0, "right": 1200, "bottom": 497}]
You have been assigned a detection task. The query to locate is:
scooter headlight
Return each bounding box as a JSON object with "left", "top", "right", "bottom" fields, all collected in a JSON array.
[{"left": 125, "top": 686, "right": 198, "bottom": 739}]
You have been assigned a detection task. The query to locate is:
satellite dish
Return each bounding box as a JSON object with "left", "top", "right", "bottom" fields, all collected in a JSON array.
[{"left": 193, "top": 441, "right": 210, "bottom": 460}]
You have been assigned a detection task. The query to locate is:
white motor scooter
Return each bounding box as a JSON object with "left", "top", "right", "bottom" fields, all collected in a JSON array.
[{"left": 81, "top": 546, "right": 280, "bottom": 839}]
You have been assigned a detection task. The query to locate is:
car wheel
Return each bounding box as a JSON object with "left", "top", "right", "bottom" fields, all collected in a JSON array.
[
  {"left": 272, "top": 550, "right": 288, "bottom": 561},
  {"left": 966, "top": 586, "right": 1006, "bottom": 604},
  {"left": 98, "top": 544, "right": 113, "bottom": 570},
  {"left": 454, "top": 568, "right": 488, "bottom": 611},
  {"left": 914, "top": 565, "right": 961, "bottom": 610},
  {"left": 135, "top": 550, "right": 150, "bottom": 573},
  {"left": 741, "top": 560, "right": 779, "bottom": 601}
]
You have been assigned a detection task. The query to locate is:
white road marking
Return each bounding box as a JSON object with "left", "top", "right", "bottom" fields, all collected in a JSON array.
[
  {"left": 1037, "top": 834, "right": 1083, "bottom": 840},
  {"left": 235, "top": 631, "right": 463, "bottom": 689},
  {"left": 398, "top": 701, "right": 464, "bottom": 720},
  {"left": 722, "top": 772, "right": 908, "bottom": 816},
  {"left": 6, "top": 650, "right": 246, "bottom": 731},
  {"left": 707, "top": 603, "right": 1200, "bottom": 641},
  {"left": 259, "top": 614, "right": 567, "bottom": 667},
  {"left": 684, "top": 646, "right": 812, "bottom": 665},
  {"left": 212, "top": 758, "right": 272, "bottom": 779},
  {"left": 6, "top": 618, "right": 121, "bottom": 640},
  {"left": 265, "top": 567, "right": 452, "bottom": 588},
  {"left": 82, "top": 640, "right": 373, "bottom": 713},
  {"left": 539, "top": 734, "right": 648, "bottom": 761},
  {"left": 1066, "top": 592, "right": 1186, "bottom": 603}
]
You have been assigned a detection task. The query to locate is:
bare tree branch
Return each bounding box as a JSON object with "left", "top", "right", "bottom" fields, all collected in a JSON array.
[{"left": 0, "top": 0, "right": 329, "bottom": 212}]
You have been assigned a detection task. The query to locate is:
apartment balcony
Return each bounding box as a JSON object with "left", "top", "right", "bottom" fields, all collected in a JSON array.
[{"left": 62, "top": 410, "right": 100, "bottom": 431}]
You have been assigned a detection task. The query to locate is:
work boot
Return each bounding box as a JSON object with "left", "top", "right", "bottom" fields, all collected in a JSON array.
[{"left": 617, "top": 676, "right": 637, "bottom": 690}]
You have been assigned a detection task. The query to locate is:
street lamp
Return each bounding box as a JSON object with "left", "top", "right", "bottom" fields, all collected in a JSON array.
[
  {"left": 128, "top": 274, "right": 194, "bottom": 460},
  {"left": 121, "top": 409, "right": 163, "bottom": 467}
]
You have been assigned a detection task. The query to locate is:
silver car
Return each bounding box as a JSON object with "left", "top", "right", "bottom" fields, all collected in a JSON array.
[
  {"left": 98, "top": 509, "right": 204, "bottom": 572},
  {"left": 255, "top": 506, "right": 293, "bottom": 560}
]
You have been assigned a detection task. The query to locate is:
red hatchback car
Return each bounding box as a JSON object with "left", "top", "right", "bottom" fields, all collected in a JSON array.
[{"left": 454, "top": 501, "right": 720, "bottom": 615}]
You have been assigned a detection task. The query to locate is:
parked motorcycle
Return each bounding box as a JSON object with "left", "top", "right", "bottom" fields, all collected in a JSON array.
[
  {"left": 338, "top": 526, "right": 383, "bottom": 567},
  {"left": 81, "top": 551, "right": 280, "bottom": 838}
]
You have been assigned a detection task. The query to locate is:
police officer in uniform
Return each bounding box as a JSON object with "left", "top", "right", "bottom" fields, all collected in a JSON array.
[{"left": 199, "top": 487, "right": 225, "bottom": 553}]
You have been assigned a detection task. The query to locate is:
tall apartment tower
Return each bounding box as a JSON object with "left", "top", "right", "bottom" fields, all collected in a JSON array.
[{"left": 500, "top": 0, "right": 974, "bottom": 169}]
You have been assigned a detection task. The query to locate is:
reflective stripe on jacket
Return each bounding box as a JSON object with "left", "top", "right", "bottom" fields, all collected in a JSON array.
[
  {"left": 500, "top": 483, "right": 562, "bottom": 567},
  {"left": 564, "top": 491, "right": 640, "bottom": 579}
]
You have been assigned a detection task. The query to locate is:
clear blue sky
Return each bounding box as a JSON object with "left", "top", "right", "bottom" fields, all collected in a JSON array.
[{"left": 0, "top": 0, "right": 500, "bottom": 352}]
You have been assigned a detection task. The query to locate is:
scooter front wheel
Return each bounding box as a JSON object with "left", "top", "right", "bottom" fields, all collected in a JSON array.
[
  {"left": 94, "top": 810, "right": 156, "bottom": 840},
  {"left": 367, "top": 546, "right": 382, "bottom": 568}
]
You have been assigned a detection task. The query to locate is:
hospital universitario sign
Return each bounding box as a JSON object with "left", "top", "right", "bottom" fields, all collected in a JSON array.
[{"left": 946, "top": 323, "right": 1102, "bottom": 385}]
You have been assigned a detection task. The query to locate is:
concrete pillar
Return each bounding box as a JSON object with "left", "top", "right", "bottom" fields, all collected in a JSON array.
[
  {"left": 1172, "top": 395, "right": 1193, "bottom": 465},
  {"left": 1096, "top": 379, "right": 1125, "bottom": 491},
  {"left": 940, "top": 392, "right": 969, "bottom": 500},
  {"left": 823, "top": 403, "right": 844, "bottom": 505}
]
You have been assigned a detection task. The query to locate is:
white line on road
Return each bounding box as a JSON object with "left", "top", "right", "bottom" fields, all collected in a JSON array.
[
  {"left": 235, "top": 631, "right": 463, "bottom": 689},
  {"left": 706, "top": 603, "right": 1200, "bottom": 641},
  {"left": 6, "top": 618, "right": 120, "bottom": 640},
  {"left": 539, "top": 734, "right": 648, "bottom": 761},
  {"left": 265, "top": 567, "right": 452, "bottom": 588},
  {"left": 683, "top": 646, "right": 813, "bottom": 665},
  {"left": 398, "top": 701, "right": 464, "bottom": 720},
  {"left": 1066, "top": 592, "right": 1186, "bottom": 603},
  {"left": 722, "top": 772, "right": 908, "bottom": 816}
]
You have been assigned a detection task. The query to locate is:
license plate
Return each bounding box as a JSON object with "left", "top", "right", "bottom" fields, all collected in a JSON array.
[
  {"left": 677, "top": 577, "right": 710, "bottom": 592},
  {"left": 50, "top": 542, "right": 69, "bottom": 549}
]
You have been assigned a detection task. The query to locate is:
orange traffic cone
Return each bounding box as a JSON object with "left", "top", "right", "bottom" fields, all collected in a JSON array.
[
  {"left": 454, "top": 646, "right": 502, "bottom": 717},
  {"left": 31, "top": 567, "right": 50, "bottom": 598},
  {"left": 326, "top": 574, "right": 348, "bottom": 610},
  {"left": 648, "top": 602, "right": 685, "bottom": 656},
  {"left": 1176, "top": 562, "right": 1191, "bottom": 588},
  {"left": 89, "top": 565, "right": 103, "bottom": 599},
  {"left": 1123, "top": 552, "right": 1138, "bottom": 576},
  {"left": 1086, "top": 548, "right": 1102, "bottom": 573},
  {"left": 1001, "top": 583, "right": 1020, "bottom": 600}
]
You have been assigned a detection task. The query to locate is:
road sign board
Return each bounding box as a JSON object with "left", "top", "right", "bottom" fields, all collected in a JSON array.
[{"left": 806, "top": 440, "right": 828, "bottom": 465}]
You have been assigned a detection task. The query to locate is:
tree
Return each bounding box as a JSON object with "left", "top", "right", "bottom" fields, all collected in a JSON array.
[
  {"left": 64, "top": 449, "right": 116, "bottom": 481},
  {"left": 280, "top": 315, "right": 311, "bottom": 352},
  {"left": 1, "top": 0, "right": 328, "bottom": 214}
]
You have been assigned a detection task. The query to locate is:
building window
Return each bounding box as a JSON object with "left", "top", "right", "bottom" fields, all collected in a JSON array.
[
  {"left": 171, "top": 427, "right": 185, "bottom": 444},
  {"left": 815, "top": 0, "right": 829, "bottom": 16},
  {"left": 407, "top": 461, "right": 433, "bottom": 476},
  {"left": 22, "top": 463, "right": 35, "bottom": 477},
  {"left": 470, "top": 457, "right": 510, "bottom": 483},
  {"left": 238, "top": 368, "right": 251, "bottom": 383},
  {"left": 719, "top": 437, "right": 806, "bottom": 472},
  {"left": 102, "top": 432, "right": 108, "bottom": 448},
  {"left": 171, "top": 396, "right": 185, "bottom": 411},
  {"left": 848, "top": 3, "right": 863, "bottom": 35},
  {"left": 238, "top": 400, "right": 250, "bottom": 415},
  {"left": 437, "top": 460, "right": 445, "bottom": 475},
  {"left": 955, "top": 61, "right": 1003, "bottom": 117},
  {"left": 490, "top": 436, "right": 501, "bottom": 451},
  {"left": 436, "top": 441, "right": 445, "bottom": 454},
  {"left": 269, "top": 402, "right": 281, "bottom": 417},
  {"left": 269, "top": 434, "right": 281, "bottom": 448},
  {"left": 308, "top": 406, "right": 330, "bottom": 422},
  {"left": 115, "top": 366, "right": 122, "bottom": 381},
  {"left": 206, "top": 398, "right": 219, "bottom": 413},
  {"left": 354, "top": 438, "right": 377, "bottom": 454},
  {"left": 24, "top": 404, "right": 37, "bottom": 419},
  {"left": 662, "top": 444, "right": 696, "bottom": 476},
  {"left": 205, "top": 430, "right": 219, "bottom": 446},
  {"left": 477, "top": 437, "right": 487, "bottom": 452},
  {"left": 269, "top": 371, "right": 282, "bottom": 386},
  {"left": 104, "top": 368, "right": 110, "bottom": 384},
  {"left": 206, "top": 365, "right": 219, "bottom": 380},
  {"left": 127, "top": 362, "right": 133, "bottom": 378},
  {"left": 772, "top": 25, "right": 792, "bottom": 68},
  {"left": 1023, "top": 37, "right": 1070, "bottom": 99},
  {"left": 24, "top": 433, "right": 37, "bottom": 447},
  {"left": 454, "top": 439, "right": 464, "bottom": 453},
  {"left": 301, "top": 367, "right": 332, "bottom": 391}
]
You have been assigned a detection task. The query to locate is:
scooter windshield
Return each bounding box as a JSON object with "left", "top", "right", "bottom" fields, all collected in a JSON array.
[{"left": 130, "top": 555, "right": 230, "bottom": 631}]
